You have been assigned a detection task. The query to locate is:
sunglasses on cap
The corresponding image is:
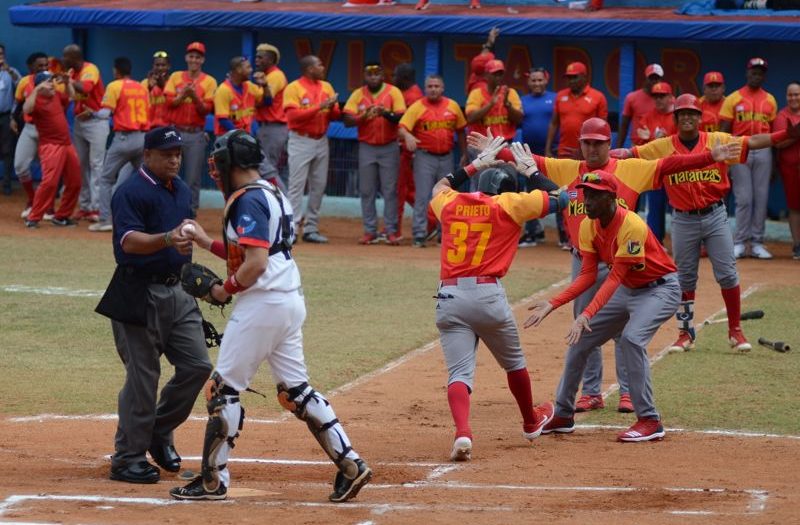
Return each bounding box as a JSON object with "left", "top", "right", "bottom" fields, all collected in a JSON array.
[
  {"left": 153, "top": 51, "right": 169, "bottom": 59},
  {"left": 582, "top": 172, "right": 602, "bottom": 184},
  {"left": 749, "top": 58, "right": 766, "bottom": 67},
  {"left": 365, "top": 65, "right": 382, "bottom": 72}
]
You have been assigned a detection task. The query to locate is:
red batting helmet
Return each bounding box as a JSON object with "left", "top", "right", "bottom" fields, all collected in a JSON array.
[
  {"left": 674, "top": 94, "right": 702, "bottom": 113},
  {"left": 579, "top": 117, "right": 611, "bottom": 141}
]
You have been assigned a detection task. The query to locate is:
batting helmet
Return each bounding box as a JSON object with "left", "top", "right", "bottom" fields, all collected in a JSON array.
[
  {"left": 209, "top": 130, "right": 264, "bottom": 197},
  {"left": 477, "top": 168, "right": 517, "bottom": 195},
  {"left": 674, "top": 94, "right": 702, "bottom": 113},
  {"left": 579, "top": 117, "right": 611, "bottom": 141}
]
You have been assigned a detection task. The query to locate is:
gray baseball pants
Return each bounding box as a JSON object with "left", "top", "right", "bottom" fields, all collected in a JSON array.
[
  {"left": 110, "top": 284, "right": 212, "bottom": 468},
  {"left": 287, "top": 131, "right": 329, "bottom": 235},
  {"left": 672, "top": 204, "right": 739, "bottom": 292},
  {"left": 13, "top": 123, "right": 38, "bottom": 182},
  {"left": 179, "top": 131, "right": 208, "bottom": 215},
  {"left": 572, "top": 253, "right": 630, "bottom": 396},
  {"left": 730, "top": 147, "right": 772, "bottom": 245},
  {"left": 555, "top": 273, "right": 680, "bottom": 420},
  {"left": 98, "top": 131, "right": 145, "bottom": 223},
  {"left": 359, "top": 142, "right": 399, "bottom": 235},
  {"left": 413, "top": 149, "right": 452, "bottom": 239},
  {"left": 257, "top": 121, "right": 288, "bottom": 188},
  {"left": 435, "top": 278, "right": 526, "bottom": 390},
  {"left": 73, "top": 117, "right": 110, "bottom": 212}
]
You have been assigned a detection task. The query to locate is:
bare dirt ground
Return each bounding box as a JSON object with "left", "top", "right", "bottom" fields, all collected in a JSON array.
[{"left": 2, "top": 193, "right": 798, "bottom": 525}]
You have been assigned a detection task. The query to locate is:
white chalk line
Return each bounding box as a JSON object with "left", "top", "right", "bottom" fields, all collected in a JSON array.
[
  {"left": 8, "top": 414, "right": 280, "bottom": 425},
  {"left": 599, "top": 284, "right": 761, "bottom": 401},
  {"left": 0, "top": 285, "right": 103, "bottom": 298},
  {"left": 178, "top": 456, "right": 449, "bottom": 468}
]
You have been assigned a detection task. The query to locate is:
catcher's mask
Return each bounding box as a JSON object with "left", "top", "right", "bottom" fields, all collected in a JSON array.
[
  {"left": 477, "top": 167, "right": 517, "bottom": 196},
  {"left": 208, "top": 130, "right": 264, "bottom": 197}
]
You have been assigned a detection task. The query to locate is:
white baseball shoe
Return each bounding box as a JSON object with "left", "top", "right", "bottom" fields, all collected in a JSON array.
[
  {"left": 450, "top": 436, "right": 472, "bottom": 462},
  {"left": 750, "top": 244, "right": 773, "bottom": 259},
  {"left": 733, "top": 243, "right": 747, "bottom": 259}
]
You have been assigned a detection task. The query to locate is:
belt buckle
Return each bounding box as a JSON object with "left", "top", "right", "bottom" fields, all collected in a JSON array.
[{"left": 164, "top": 275, "right": 179, "bottom": 286}]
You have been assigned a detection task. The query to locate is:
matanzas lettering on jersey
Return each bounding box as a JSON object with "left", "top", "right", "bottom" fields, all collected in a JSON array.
[
  {"left": 566, "top": 196, "right": 630, "bottom": 216},
  {"left": 455, "top": 204, "right": 491, "bottom": 217},
  {"left": 421, "top": 120, "right": 456, "bottom": 131},
  {"left": 666, "top": 168, "right": 722, "bottom": 186}
]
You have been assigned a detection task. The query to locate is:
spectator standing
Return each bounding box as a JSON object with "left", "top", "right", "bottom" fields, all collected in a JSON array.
[
  {"left": 773, "top": 81, "right": 800, "bottom": 260},
  {"left": 519, "top": 67, "right": 557, "bottom": 246},
  {"left": 343, "top": 63, "right": 406, "bottom": 245},
  {"left": 95, "top": 126, "right": 212, "bottom": 484},
  {"left": 545, "top": 61, "right": 608, "bottom": 248},
  {"left": 398, "top": 74, "right": 467, "bottom": 247},
  {"left": 720, "top": 57, "right": 777, "bottom": 259},
  {"left": 466, "top": 27, "right": 500, "bottom": 93},
  {"left": 213, "top": 56, "right": 263, "bottom": 136},
  {"left": 634, "top": 81, "right": 676, "bottom": 243},
  {"left": 466, "top": 59, "right": 522, "bottom": 147},
  {"left": 12, "top": 52, "right": 49, "bottom": 215},
  {"left": 700, "top": 71, "right": 726, "bottom": 132},
  {"left": 283, "top": 55, "right": 340, "bottom": 244},
  {"left": 393, "top": 63, "right": 423, "bottom": 240},
  {"left": 63, "top": 44, "right": 107, "bottom": 222},
  {"left": 143, "top": 51, "right": 171, "bottom": 129},
  {"left": 164, "top": 42, "right": 217, "bottom": 215},
  {"left": 90, "top": 57, "right": 151, "bottom": 233},
  {"left": 616, "top": 63, "right": 665, "bottom": 148},
  {"left": 21, "top": 72, "right": 81, "bottom": 228},
  {"left": 254, "top": 43, "right": 289, "bottom": 188},
  {"left": 0, "top": 44, "right": 21, "bottom": 195}
]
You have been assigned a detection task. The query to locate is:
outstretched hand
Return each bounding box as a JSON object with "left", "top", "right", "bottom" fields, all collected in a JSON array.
[
  {"left": 467, "top": 129, "right": 494, "bottom": 152},
  {"left": 470, "top": 135, "right": 506, "bottom": 172},
  {"left": 565, "top": 314, "right": 592, "bottom": 345},
  {"left": 524, "top": 300, "right": 554, "bottom": 329},
  {"left": 710, "top": 137, "right": 742, "bottom": 163}
]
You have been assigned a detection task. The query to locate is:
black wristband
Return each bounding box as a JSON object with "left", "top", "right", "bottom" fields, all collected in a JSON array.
[
  {"left": 381, "top": 111, "right": 402, "bottom": 124},
  {"left": 445, "top": 167, "right": 470, "bottom": 189}
]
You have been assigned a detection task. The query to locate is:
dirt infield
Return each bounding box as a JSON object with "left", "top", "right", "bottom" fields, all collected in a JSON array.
[{"left": 2, "top": 195, "right": 799, "bottom": 524}]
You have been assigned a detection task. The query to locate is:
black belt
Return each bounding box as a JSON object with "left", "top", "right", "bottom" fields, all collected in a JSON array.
[
  {"left": 637, "top": 277, "right": 667, "bottom": 289},
  {"left": 0, "top": 111, "right": 10, "bottom": 117},
  {"left": 675, "top": 200, "right": 723, "bottom": 216},
  {"left": 421, "top": 149, "right": 450, "bottom": 157},
  {"left": 149, "top": 273, "right": 180, "bottom": 286}
]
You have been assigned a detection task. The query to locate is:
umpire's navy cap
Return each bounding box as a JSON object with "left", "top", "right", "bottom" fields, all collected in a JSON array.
[{"left": 145, "top": 126, "right": 183, "bottom": 150}]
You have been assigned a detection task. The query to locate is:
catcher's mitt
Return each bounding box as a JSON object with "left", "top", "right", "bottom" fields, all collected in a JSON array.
[{"left": 180, "top": 262, "right": 231, "bottom": 308}]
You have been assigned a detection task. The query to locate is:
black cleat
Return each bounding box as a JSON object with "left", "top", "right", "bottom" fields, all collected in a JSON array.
[
  {"left": 148, "top": 442, "right": 181, "bottom": 473},
  {"left": 110, "top": 461, "right": 160, "bottom": 484},
  {"left": 329, "top": 459, "right": 372, "bottom": 503},
  {"left": 170, "top": 476, "right": 228, "bottom": 501}
]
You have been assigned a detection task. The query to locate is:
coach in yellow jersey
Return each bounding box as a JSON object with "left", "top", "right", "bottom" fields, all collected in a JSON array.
[{"left": 428, "top": 135, "right": 557, "bottom": 462}]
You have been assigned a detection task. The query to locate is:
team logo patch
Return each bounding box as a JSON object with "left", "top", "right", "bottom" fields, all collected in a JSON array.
[
  {"left": 627, "top": 240, "right": 642, "bottom": 255},
  {"left": 236, "top": 214, "right": 257, "bottom": 236},
  {"left": 561, "top": 96, "right": 568, "bottom": 102},
  {"left": 301, "top": 97, "right": 310, "bottom": 105},
  {"left": 568, "top": 190, "right": 578, "bottom": 199}
]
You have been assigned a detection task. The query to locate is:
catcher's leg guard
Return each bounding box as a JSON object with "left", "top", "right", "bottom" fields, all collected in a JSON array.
[
  {"left": 675, "top": 300, "right": 696, "bottom": 340},
  {"left": 277, "top": 382, "right": 361, "bottom": 479},
  {"left": 201, "top": 372, "right": 244, "bottom": 492}
]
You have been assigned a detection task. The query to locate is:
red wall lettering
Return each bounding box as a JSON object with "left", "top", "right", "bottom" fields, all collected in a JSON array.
[
  {"left": 454, "top": 44, "right": 484, "bottom": 92},
  {"left": 662, "top": 48, "right": 701, "bottom": 96},
  {"left": 348, "top": 41, "right": 364, "bottom": 92},
  {"left": 504, "top": 45, "right": 532, "bottom": 92},
  {"left": 604, "top": 48, "right": 647, "bottom": 100},
  {"left": 294, "top": 39, "right": 337, "bottom": 77},
  {"left": 380, "top": 40, "right": 414, "bottom": 84}
]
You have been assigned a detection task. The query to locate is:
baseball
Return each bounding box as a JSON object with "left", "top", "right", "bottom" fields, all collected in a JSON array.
[{"left": 180, "top": 224, "right": 196, "bottom": 237}]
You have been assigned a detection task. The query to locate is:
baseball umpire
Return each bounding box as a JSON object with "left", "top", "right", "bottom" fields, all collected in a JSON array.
[
  {"left": 170, "top": 130, "right": 371, "bottom": 502},
  {"left": 429, "top": 135, "right": 558, "bottom": 462},
  {"left": 95, "top": 126, "right": 212, "bottom": 483}
]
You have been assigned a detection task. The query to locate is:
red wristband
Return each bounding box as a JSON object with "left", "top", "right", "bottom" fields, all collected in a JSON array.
[
  {"left": 770, "top": 129, "right": 789, "bottom": 144},
  {"left": 465, "top": 163, "right": 478, "bottom": 177},
  {"left": 223, "top": 273, "right": 246, "bottom": 295},
  {"left": 209, "top": 240, "right": 226, "bottom": 259}
]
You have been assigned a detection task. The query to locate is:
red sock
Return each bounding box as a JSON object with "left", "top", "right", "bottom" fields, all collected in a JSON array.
[
  {"left": 721, "top": 285, "right": 741, "bottom": 331},
  {"left": 447, "top": 382, "right": 472, "bottom": 439},
  {"left": 682, "top": 290, "right": 696, "bottom": 302},
  {"left": 22, "top": 179, "right": 35, "bottom": 204},
  {"left": 506, "top": 368, "right": 537, "bottom": 432}
]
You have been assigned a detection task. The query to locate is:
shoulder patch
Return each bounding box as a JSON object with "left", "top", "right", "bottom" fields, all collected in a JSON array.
[
  {"left": 627, "top": 240, "right": 642, "bottom": 255},
  {"left": 236, "top": 214, "right": 257, "bottom": 236}
]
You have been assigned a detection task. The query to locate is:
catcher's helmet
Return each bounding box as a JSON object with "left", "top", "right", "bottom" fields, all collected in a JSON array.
[
  {"left": 477, "top": 168, "right": 517, "bottom": 196},
  {"left": 209, "top": 130, "right": 264, "bottom": 196}
]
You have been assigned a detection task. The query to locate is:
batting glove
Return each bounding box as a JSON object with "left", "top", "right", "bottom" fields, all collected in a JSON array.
[
  {"left": 509, "top": 142, "right": 539, "bottom": 177},
  {"left": 470, "top": 135, "right": 507, "bottom": 172}
]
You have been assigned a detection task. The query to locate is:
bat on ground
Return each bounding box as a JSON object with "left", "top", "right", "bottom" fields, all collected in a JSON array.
[
  {"left": 703, "top": 309, "right": 764, "bottom": 326},
  {"left": 757, "top": 337, "right": 791, "bottom": 353}
]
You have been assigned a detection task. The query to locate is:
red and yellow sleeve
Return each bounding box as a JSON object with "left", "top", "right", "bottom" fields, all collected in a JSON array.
[
  {"left": 632, "top": 137, "right": 675, "bottom": 161},
  {"left": 507, "top": 89, "right": 522, "bottom": 111},
  {"left": 465, "top": 89, "right": 484, "bottom": 116},
  {"left": 214, "top": 84, "right": 232, "bottom": 118},
  {"left": 719, "top": 92, "right": 740, "bottom": 122},
  {"left": 495, "top": 190, "right": 549, "bottom": 224},
  {"left": 542, "top": 157, "right": 581, "bottom": 187},
  {"left": 15, "top": 76, "right": 31, "bottom": 102},
  {"left": 430, "top": 188, "right": 461, "bottom": 220},
  {"left": 266, "top": 70, "right": 287, "bottom": 96},
  {"left": 399, "top": 100, "right": 423, "bottom": 131},
  {"left": 451, "top": 100, "right": 467, "bottom": 129},
  {"left": 707, "top": 131, "right": 747, "bottom": 164},
  {"left": 163, "top": 72, "right": 180, "bottom": 98},
  {"left": 79, "top": 63, "right": 100, "bottom": 92},
  {"left": 201, "top": 75, "right": 218, "bottom": 103},
  {"left": 101, "top": 80, "right": 122, "bottom": 111},
  {"left": 390, "top": 86, "right": 407, "bottom": 113},
  {"left": 578, "top": 218, "right": 597, "bottom": 254},
  {"left": 282, "top": 81, "right": 302, "bottom": 109},
  {"left": 615, "top": 158, "right": 660, "bottom": 194},
  {"left": 343, "top": 89, "right": 363, "bottom": 115}
]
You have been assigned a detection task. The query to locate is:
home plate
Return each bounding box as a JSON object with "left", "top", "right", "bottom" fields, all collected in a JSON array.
[{"left": 229, "top": 488, "right": 277, "bottom": 497}]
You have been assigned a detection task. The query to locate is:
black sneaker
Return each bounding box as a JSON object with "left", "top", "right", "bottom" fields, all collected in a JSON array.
[
  {"left": 793, "top": 243, "right": 800, "bottom": 261},
  {"left": 170, "top": 476, "right": 228, "bottom": 500},
  {"left": 302, "top": 231, "right": 329, "bottom": 244},
  {"left": 412, "top": 237, "right": 426, "bottom": 248},
  {"left": 51, "top": 217, "right": 78, "bottom": 227},
  {"left": 329, "top": 459, "right": 372, "bottom": 503},
  {"left": 518, "top": 234, "right": 537, "bottom": 248},
  {"left": 24, "top": 220, "right": 39, "bottom": 229},
  {"left": 110, "top": 461, "right": 160, "bottom": 484}
]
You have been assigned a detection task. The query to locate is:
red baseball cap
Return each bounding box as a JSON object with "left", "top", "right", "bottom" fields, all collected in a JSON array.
[
  {"left": 576, "top": 170, "right": 618, "bottom": 194},
  {"left": 674, "top": 93, "right": 702, "bottom": 113},
  {"left": 564, "top": 62, "right": 587, "bottom": 76},
  {"left": 471, "top": 52, "right": 495, "bottom": 75},
  {"left": 644, "top": 63, "right": 664, "bottom": 78},
  {"left": 651, "top": 82, "right": 672, "bottom": 95},
  {"left": 703, "top": 71, "right": 725, "bottom": 85},
  {"left": 484, "top": 59, "right": 505, "bottom": 74},
  {"left": 579, "top": 117, "right": 611, "bottom": 141},
  {"left": 186, "top": 42, "right": 206, "bottom": 55},
  {"left": 747, "top": 57, "right": 768, "bottom": 70}
]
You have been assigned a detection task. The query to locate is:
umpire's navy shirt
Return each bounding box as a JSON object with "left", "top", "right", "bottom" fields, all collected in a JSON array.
[{"left": 112, "top": 166, "right": 193, "bottom": 275}]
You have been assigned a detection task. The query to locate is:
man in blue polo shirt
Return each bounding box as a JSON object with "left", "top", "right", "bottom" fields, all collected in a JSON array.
[
  {"left": 96, "top": 126, "right": 212, "bottom": 484},
  {"left": 519, "top": 67, "right": 557, "bottom": 247}
]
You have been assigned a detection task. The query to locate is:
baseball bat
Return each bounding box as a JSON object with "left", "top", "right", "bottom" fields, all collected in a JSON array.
[
  {"left": 757, "top": 337, "right": 791, "bottom": 353},
  {"left": 703, "top": 310, "right": 765, "bottom": 326}
]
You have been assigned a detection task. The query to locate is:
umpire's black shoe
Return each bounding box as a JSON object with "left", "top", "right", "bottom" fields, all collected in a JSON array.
[
  {"left": 170, "top": 476, "right": 228, "bottom": 501},
  {"left": 110, "top": 461, "right": 160, "bottom": 484},
  {"left": 329, "top": 459, "right": 372, "bottom": 503},
  {"left": 148, "top": 442, "right": 181, "bottom": 472}
]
